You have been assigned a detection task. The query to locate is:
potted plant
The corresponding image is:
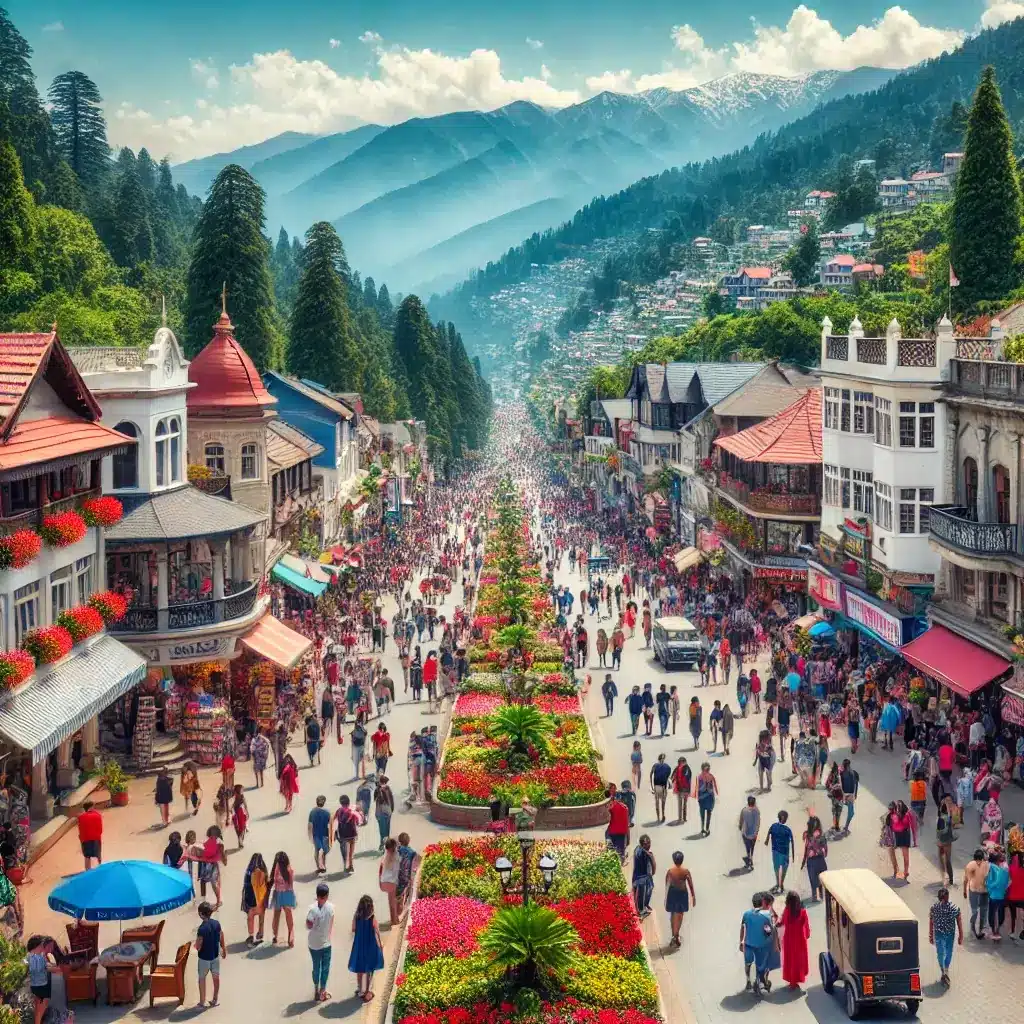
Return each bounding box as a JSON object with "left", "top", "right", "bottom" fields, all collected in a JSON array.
[{"left": 99, "top": 761, "right": 131, "bottom": 806}]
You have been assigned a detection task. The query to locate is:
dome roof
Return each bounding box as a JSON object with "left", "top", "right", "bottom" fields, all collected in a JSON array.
[{"left": 187, "top": 311, "right": 276, "bottom": 415}]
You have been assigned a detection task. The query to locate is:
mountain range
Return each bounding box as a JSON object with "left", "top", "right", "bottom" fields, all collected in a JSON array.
[{"left": 172, "top": 68, "right": 894, "bottom": 293}]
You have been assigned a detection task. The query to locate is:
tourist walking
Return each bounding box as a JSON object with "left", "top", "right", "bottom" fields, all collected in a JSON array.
[
  {"left": 650, "top": 754, "right": 671, "bottom": 823},
  {"left": 334, "top": 796, "right": 359, "bottom": 873},
  {"left": 688, "top": 697, "right": 702, "bottom": 751},
  {"left": 801, "top": 818, "right": 828, "bottom": 901},
  {"left": 241, "top": 853, "right": 268, "bottom": 946},
  {"left": 664, "top": 851, "right": 695, "bottom": 947},
  {"left": 306, "top": 882, "right": 335, "bottom": 1002},
  {"left": 308, "top": 795, "right": 331, "bottom": 874},
  {"left": 194, "top": 901, "right": 226, "bottom": 1008},
  {"left": 602, "top": 674, "right": 617, "bottom": 717},
  {"left": 721, "top": 703, "right": 734, "bottom": 755},
  {"left": 180, "top": 763, "right": 201, "bottom": 816},
  {"left": 269, "top": 851, "right": 296, "bottom": 946},
  {"left": 780, "top": 890, "right": 809, "bottom": 990},
  {"left": 671, "top": 757, "right": 692, "bottom": 824},
  {"left": 765, "top": 810, "right": 795, "bottom": 894},
  {"left": 631, "top": 834, "right": 656, "bottom": 918},
  {"left": 155, "top": 768, "right": 173, "bottom": 827},
  {"left": 373, "top": 776, "right": 395, "bottom": 850},
  {"left": 251, "top": 730, "right": 270, "bottom": 788},
  {"left": 696, "top": 763, "right": 717, "bottom": 836},
  {"left": 929, "top": 887, "right": 963, "bottom": 985},
  {"left": 348, "top": 895, "right": 385, "bottom": 1003},
  {"left": 279, "top": 754, "right": 299, "bottom": 814},
  {"left": 964, "top": 848, "right": 990, "bottom": 938},
  {"left": 378, "top": 839, "right": 400, "bottom": 925},
  {"left": 739, "top": 796, "right": 760, "bottom": 871}
]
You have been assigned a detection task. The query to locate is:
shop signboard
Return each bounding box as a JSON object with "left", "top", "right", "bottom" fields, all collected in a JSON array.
[
  {"left": 842, "top": 589, "right": 908, "bottom": 648},
  {"left": 807, "top": 562, "right": 843, "bottom": 611},
  {"left": 255, "top": 682, "right": 276, "bottom": 725},
  {"left": 752, "top": 566, "right": 807, "bottom": 582},
  {"left": 1002, "top": 693, "right": 1024, "bottom": 728},
  {"left": 142, "top": 635, "right": 238, "bottom": 665}
]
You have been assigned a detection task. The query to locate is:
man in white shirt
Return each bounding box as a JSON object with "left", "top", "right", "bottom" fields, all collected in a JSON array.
[{"left": 306, "top": 883, "right": 335, "bottom": 1002}]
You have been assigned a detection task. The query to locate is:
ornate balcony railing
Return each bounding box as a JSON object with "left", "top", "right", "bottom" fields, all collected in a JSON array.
[
  {"left": 856, "top": 338, "right": 886, "bottom": 365},
  {"left": 190, "top": 472, "right": 231, "bottom": 498},
  {"left": 0, "top": 486, "right": 102, "bottom": 538},
  {"left": 107, "top": 581, "right": 260, "bottom": 634},
  {"left": 897, "top": 338, "right": 936, "bottom": 367},
  {"left": 825, "top": 335, "right": 848, "bottom": 361},
  {"left": 951, "top": 359, "right": 1024, "bottom": 403},
  {"left": 928, "top": 504, "right": 1017, "bottom": 556},
  {"left": 717, "top": 474, "right": 820, "bottom": 516}
]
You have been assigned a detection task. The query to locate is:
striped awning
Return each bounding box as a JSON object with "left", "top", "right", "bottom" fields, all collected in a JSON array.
[
  {"left": 240, "top": 613, "right": 312, "bottom": 671},
  {"left": 0, "top": 636, "right": 146, "bottom": 763}
]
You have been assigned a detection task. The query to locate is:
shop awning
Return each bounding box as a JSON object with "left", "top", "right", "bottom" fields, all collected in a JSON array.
[
  {"left": 899, "top": 625, "right": 1011, "bottom": 698},
  {"left": 673, "top": 547, "right": 702, "bottom": 573},
  {"left": 279, "top": 553, "right": 332, "bottom": 584},
  {"left": 0, "top": 636, "right": 146, "bottom": 763},
  {"left": 792, "top": 613, "right": 823, "bottom": 630},
  {"left": 241, "top": 614, "right": 313, "bottom": 671},
  {"left": 271, "top": 561, "right": 328, "bottom": 598}
]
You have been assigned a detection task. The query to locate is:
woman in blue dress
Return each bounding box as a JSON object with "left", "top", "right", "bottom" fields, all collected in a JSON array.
[{"left": 347, "top": 895, "right": 384, "bottom": 1002}]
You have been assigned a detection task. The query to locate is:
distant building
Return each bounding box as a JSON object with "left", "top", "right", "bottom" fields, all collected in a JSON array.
[
  {"left": 878, "top": 179, "right": 916, "bottom": 209},
  {"left": 909, "top": 170, "right": 951, "bottom": 195},
  {"left": 805, "top": 190, "right": 837, "bottom": 210},
  {"left": 942, "top": 152, "right": 964, "bottom": 178},
  {"left": 719, "top": 266, "right": 772, "bottom": 300},
  {"left": 852, "top": 263, "right": 885, "bottom": 284},
  {"left": 822, "top": 254, "right": 857, "bottom": 289}
]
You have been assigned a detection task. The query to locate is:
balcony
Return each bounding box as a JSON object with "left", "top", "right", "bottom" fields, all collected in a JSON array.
[
  {"left": 717, "top": 474, "right": 820, "bottom": 518},
  {"left": 108, "top": 581, "right": 260, "bottom": 634},
  {"left": 928, "top": 505, "right": 1018, "bottom": 557},
  {"left": 189, "top": 472, "right": 231, "bottom": 498},
  {"left": 0, "top": 487, "right": 102, "bottom": 538},
  {"left": 950, "top": 359, "right": 1024, "bottom": 404}
]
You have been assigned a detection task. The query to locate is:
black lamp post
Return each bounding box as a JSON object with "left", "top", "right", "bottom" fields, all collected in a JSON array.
[{"left": 494, "top": 836, "right": 558, "bottom": 906}]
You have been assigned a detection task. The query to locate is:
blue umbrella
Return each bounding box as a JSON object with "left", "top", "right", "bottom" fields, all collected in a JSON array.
[
  {"left": 48, "top": 860, "right": 193, "bottom": 921},
  {"left": 808, "top": 621, "right": 836, "bottom": 639}
]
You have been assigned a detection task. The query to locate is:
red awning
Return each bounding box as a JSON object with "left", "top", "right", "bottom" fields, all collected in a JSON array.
[
  {"left": 899, "top": 625, "right": 1010, "bottom": 698},
  {"left": 241, "top": 614, "right": 312, "bottom": 672}
]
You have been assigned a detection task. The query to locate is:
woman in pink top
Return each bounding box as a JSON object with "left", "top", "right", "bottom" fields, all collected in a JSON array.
[{"left": 885, "top": 800, "right": 915, "bottom": 881}]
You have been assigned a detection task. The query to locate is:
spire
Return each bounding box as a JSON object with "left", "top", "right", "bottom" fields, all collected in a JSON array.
[
  {"left": 221, "top": 281, "right": 227, "bottom": 317},
  {"left": 161, "top": 294, "right": 167, "bottom": 326}
]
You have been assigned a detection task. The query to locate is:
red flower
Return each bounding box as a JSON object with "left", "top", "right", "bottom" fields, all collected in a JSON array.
[
  {"left": 89, "top": 590, "right": 128, "bottom": 624},
  {"left": 21, "top": 626, "right": 73, "bottom": 665},
  {"left": 39, "top": 510, "right": 87, "bottom": 548},
  {"left": 0, "top": 529, "right": 42, "bottom": 570},
  {"left": 0, "top": 650, "right": 35, "bottom": 689},
  {"left": 79, "top": 496, "right": 124, "bottom": 528},
  {"left": 56, "top": 605, "right": 105, "bottom": 643},
  {"left": 552, "top": 893, "right": 643, "bottom": 957}
]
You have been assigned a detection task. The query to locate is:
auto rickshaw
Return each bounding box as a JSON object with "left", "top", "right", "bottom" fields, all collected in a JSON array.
[{"left": 817, "top": 868, "right": 921, "bottom": 1019}]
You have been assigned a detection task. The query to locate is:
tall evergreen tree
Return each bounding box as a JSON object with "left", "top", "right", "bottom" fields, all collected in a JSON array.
[
  {"left": 48, "top": 71, "right": 110, "bottom": 186},
  {"left": 110, "top": 163, "right": 154, "bottom": 271},
  {"left": 184, "top": 163, "right": 282, "bottom": 368},
  {"left": 449, "top": 326, "right": 484, "bottom": 450},
  {"left": 0, "top": 136, "right": 35, "bottom": 282},
  {"left": 288, "top": 221, "right": 363, "bottom": 390},
  {"left": 949, "top": 66, "right": 1022, "bottom": 310},
  {"left": 135, "top": 148, "right": 157, "bottom": 193},
  {"left": 376, "top": 283, "right": 393, "bottom": 325},
  {"left": 782, "top": 222, "right": 821, "bottom": 287},
  {"left": 363, "top": 276, "right": 377, "bottom": 310},
  {"left": 393, "top": 295, "right": 438, "bottom": 422}
]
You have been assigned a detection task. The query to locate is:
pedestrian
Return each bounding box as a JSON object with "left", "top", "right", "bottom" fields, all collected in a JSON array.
[
  {"left": 305, "top": 714, "right": 322, "bottom": 767},
  {"left": 163, "top": 830, "right": 184, "bottom": 870},
  {"left": 671, "top": 757, "right": 692, "bottom": 824},
  {"left": 630, "top": 741, "right": 643, "bottom": 790},
  {"left": 656, "top": 684, "right": 670, "bottom": 737},
  {"left": 765, "top": 810, "right": 795, "bottom": 894},
  {"left": 696, "top": 762, "right": 718, "bottom": 836},
  {"left": 650, "top": 753, "right": 671, "bottom": 823},
  {"left": 231, "top": 785, "right": 249, "bottom": 849},
  {"left": 350, "top": 718, "right": 368, "bottom": 780},
  {"left": 194, "top": 900, "right": 226, "bottom": 1008},
  {"left": 884, "top": 800, "right": 914, "bottom": 881},
  {"left": 709, "top": 700, "right": 723, "bottom": 753},
  {"left": 631, "top": 834, "right": 656, "bottom": 918},
  {"left": 221, "top": 751, "right": 235, "bottom": 794},
  {"left": 987, "top": 850, "right": 1010, "bottom": 940},
  {"left": 348, "top": 895, "right": 385, "bottom": 1003},
  {"left": 739, "top": 796, "right": 760, "bottom": 871},
  {"left": 721, "top": 703, "right": 734, "bottom": 755},
  {"left": 779, "top": 890, "right": 810, "bottom": 990},
  {"left": 607, "top": 792, "right": 630, "bottom": 862},
  {"left": 242, "top": 853, "right": 268, "bottom": 946},
  {"left": 749, "top": 668, "right": 761, "bottom": 713},
  {"left": 626, "top": 686, "right": 644, "bottom": 735},
  {"left": 195, "top": 825, "right": 226, "bottom": 908},
  {"left": 964, "top": 848, "right": 990, "bottom": 938},
  {"left": 879, "top": 695, "right": 901, "bottom": 750},
  {"left": 664, "top": 851, "right": 695, "bottom": 947},
  {"left": 395, "top": 833, "right": 421, "bottom": 917},
  {"left": 251, "top": 729, "right": 271, "bottom": 788},
  {"left": 936, "top": 795, "right": 957, "bottom": 886},
  {"left": 929, "top": 886, "right": 963, "bottom": 986},
  {"left": 180, "top": 763, "right": 201, "bottom": 816},
  {"left": 279, "top": 754, "right": 300, "bottom": 814},
  {"left": 154, "top": 768, "right": 173, "bottom": 827},
  {"left": 739, "top": 893, "right": 773, "bottom": 996},
  {"left": 321, "top": 683, "right": 335, "bottom": 738},
  {"left": 309, "top": 795, "right": 332, "bottom": 874},
  {"left": 601, "top": 674, "right": 618, "bottom": 717},
  {"left": 269, "top": 850, "right": 296, "bottom": 946},
  {"left": 334, "top": 795, "right": 359, "bottom": 872},
  {"left": 306, "top": 882, "right": 335, "bottom": 1003},
  {"left": 371, "top": 722, "right": 392, "bottom": 776},
  {"left": 753, "top": 730, "right": 775, "bottom": 792},
  {"left": 688, "top": 696, "right": 702, "bottom": 751},
  {"left": 670, "top": 685, "right": 679, "bottom": 735},
  {"left": 839, "top": 758, "right": 859, "bottom": 834},
  {"left": 25, "top": 935, "right": 59, "bottom": 1024},
  {"left": 373, "top": 775, "right": 394, "bottom": 850},
  {"left": 642, "top": 683, "right": 655, "bottom": 736},
  {"left": 801, "top": 817, "right": 828, "bottom": 901},
  {"left": 77, "top": 800, "right": 103, "bottom": 871},
  {"left": 378, "top": 838, "right": 400, "bottom": 925}
]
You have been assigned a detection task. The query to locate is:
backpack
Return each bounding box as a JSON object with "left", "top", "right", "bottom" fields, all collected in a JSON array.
[{"left": 336, "top": 808, "right": 358, "bottom": 841}]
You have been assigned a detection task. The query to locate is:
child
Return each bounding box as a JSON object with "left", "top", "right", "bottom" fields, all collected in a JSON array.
[
  {"left": 214, "top": 782, "right": 231, "bottom": 831},
  {"left": 162, "top": 830, "right": 184, "bottom": 869},
  {"left": 620, "top": 780, "right": 636, "bottom": 828},
  {"left": 909, "top": 771, "right": 928, "bottom": 826},
  {"left": 197, "top": 826, "right": 226, "bottom": 909},
  {"left": 356, "top": 775, "right": 373, "bottom": 823},
  {"left": 231, "top": 785, "right": 249, "bottom": 849},
  {"left": 630, "top": 742, "right": 642, "bottom": 789},
  {"left": 25, "top": 935, "right": 59, "bottom": 1024},
  {"left": 183, "top": 830, "right": 199, "bottom": 888}
]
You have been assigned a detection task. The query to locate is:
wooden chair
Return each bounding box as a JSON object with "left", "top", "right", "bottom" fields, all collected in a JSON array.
[
  {"left": 65, "top": 921, "right": 99, "bottom": 960},
  {"left": 121, "top": 918, "right": 164, "bottom": 972},
  {"left": 64, "top": 959, "right": 98, "bottom": 1006},
  {"left": 149, "top": 942, "right": 189, "bottom": 1007}
]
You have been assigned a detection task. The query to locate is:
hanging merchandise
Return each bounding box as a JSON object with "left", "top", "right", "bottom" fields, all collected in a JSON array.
[{"left": 133, "top": 696, "right": 156, "bottom": 771}]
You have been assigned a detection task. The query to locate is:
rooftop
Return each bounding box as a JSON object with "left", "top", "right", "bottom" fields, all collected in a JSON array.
[
  {"left": 714, "top": 387, "right": 822, "bottom": 464},
  {"left": 826, "top": 254, "right": 857, "bottom": 268},
  {"left": 105, "top": 485, "right": 266, "bottom": 542},
  {"left": 187, "top": 312, "right": 276, "bottom": 415},
  {"left": 0, "top": 416, "right": 134, "bottom": 475},
  {"left": 265, "top": 372, "right": 353, "bottom": 420},
  {"left": 267, "top": 419, "right": 325, "bottom": 473}
]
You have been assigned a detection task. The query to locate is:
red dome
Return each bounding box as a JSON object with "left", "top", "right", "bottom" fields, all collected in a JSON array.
[{"left": 187, "top": 312, "right": 276, "bottom": 414}]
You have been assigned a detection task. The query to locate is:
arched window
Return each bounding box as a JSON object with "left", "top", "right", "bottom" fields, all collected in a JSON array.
[
  {"left": 168, "top": 417, "right": 181, "bottom": 483},
  {"left": 155, "top": 417, "right": 182, "bottom": 486},
  {"left": 155, "top": 420, "right": 167, "bottom": 487},
  {"left": 112, "top": 422, "right": 139, "bottom": 489},
  {"left": 963, "top": 457, "right": 978, "bottom": 519},
  {"left": 205, "top": 443, "right": 225, "bottom": 474},
  {"left": 994, "top": 464, "right": 1011, "bottom": 524},
  {"left": 241, "top": 444, "right": 259, "bottom": 481}
]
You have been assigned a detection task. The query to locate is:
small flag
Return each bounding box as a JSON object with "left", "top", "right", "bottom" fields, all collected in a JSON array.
[{"left": 949, "top": 264, "right": 960, "bottom": 288}]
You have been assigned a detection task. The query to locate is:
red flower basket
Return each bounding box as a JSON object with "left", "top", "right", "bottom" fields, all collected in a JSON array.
[
  {"left": 0, "top": 530, "right": 42, "bottom": 570},
  {"left": 79, "top": 496, "right": 124, "bottom": 528},
  {"left": 89, "top": 590, "right": 128, "bottom": 624},
  {"left": 0, "top": 650, "right": 35, "bottom": 689},
  {"left": 39, "top": 510, "right": 87, "bottom": 548},
  {"left": 21, "top": 626, "right": 73, "bottom": 665},
  {"left": 57, "top": 605, "right": 105, "bottom": 643}
]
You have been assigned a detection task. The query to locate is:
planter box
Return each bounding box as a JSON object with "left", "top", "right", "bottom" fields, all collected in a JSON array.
[{"left": 429, "top": 794, "right": 611, "bottom": 829}]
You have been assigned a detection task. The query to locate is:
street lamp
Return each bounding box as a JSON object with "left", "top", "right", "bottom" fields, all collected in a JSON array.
[{"left": 493, "top": 836, "right": 558, "bottom": 906}]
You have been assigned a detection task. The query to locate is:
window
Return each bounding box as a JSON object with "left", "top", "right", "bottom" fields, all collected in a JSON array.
[
  {"left": 898, "top": 401, "right": 935, "bottom": 448},
  {"left": 874, "top": 397, "right": 892, "bottom": 447},
  {"left": 112, "top": 422, "right": 139, "bottom": 489},
  {"left": 155, "top": 420, "right": 167, "bottom": 487},
  {"left": 853, "top": 392, "right": 874, "bottom": 434},
  {"left": 652, "top": 404, "right": 671, "bottom": 430},
  {"left": 13, "top": 581, "right": 39, "bottom": 645},
  {"left": 840, "top": 389, "right": 851, "bottom": 432},
  {"left": 919, "top": 402, "right": 935, "bottom": 448},
  {"left": 50, "top": 565, "right": 73, "bottom": 616},
  {"left": 241, "top": 444, "right": 259, "bottom": 481},
  {"left": 989, "top": 571, "right": 1010, "bottom": 622},
  {"left": 994, "top": 465, "right": 1011, "bottom": 524},
  {"left": 75, "top": 556, "right": 94, "bottom": 604},
  {"left": 824, "top": 387, "right": 839, "bottom": 430},
  {"left": 898, "top": 487, "right": 934, "bottom": 534},
  {"left": 155, "top": 417, "right": 181, "bottom": 486},
  {"left": 875, "top": 482, "right": 893, "bottom": 531},
  {"left": 899, "top": 402, "right": 916, "bottom": 447},
  {"left": 876, "top": 938, "right": 904, "bottom": 955},
  {"left": 824, "top": 464, "right": 839, "bottom": 507},
  {"left": 840, "top": 467, "right": 851, "bottom": 509},
  {"left": 963, "top": 457, "right": 978, "bottom": 518},
  {"left": 205, "top": 444, "right": 225, "bottom": 474},
  {"left": 853, "top": 470, "right": 873, "bottom": 516},
  {"left": 168, "top": 417, "right": 181, "bottom": 482},
  {"left": 641, "top": 399, "right": 652, "bottom": 426},
  {"left": 8, "top": 477, "right": 36, "bottom": 513}
]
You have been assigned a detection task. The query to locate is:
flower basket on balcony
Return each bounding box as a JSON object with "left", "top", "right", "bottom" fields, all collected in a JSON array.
[
  {"left": 88, "top": 590, "right": 129, "bottom": 625},
  {"left": 187, "top": 463, "right": 212, "bottom": 482},
  {"left": 0, "top": 650, "right": 35, "bottom": 690},
  {"left": 39, "top": 510, "right": 87, "bottom": 548},
  {"left": 21, "top": 626, "right": 73, "bottom": 665},
  {"left": 56, "top": 605, "right": 105, "bottom": 643},
  {"left": 79, "top": 496, "right": 124, "bottom": 528},
  {"left": 0, "top": 530, "right": 42, "bottom": 571}
]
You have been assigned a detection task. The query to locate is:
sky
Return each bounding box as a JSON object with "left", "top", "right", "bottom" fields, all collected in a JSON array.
[{"left": 6, "top": 0, "right": 1020, "bottom": 162}]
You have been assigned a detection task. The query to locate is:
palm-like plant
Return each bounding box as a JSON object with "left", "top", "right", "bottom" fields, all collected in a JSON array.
[
  {"left": 491, "top": 702, "right": 552, "bottom": 752},
  {"left": 479, "top": 904, "right": 578, "bottom": 988},
  {"left": 495, "top": 624, "right": 536, "bottom": 656}
]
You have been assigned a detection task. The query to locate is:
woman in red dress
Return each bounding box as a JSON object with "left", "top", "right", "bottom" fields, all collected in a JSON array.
[
  {"left": 279, "top": 754, "right": 300, "bottom": 814},
  {"left": 780, "top": 889, "right": 810, "bottom": 989}
]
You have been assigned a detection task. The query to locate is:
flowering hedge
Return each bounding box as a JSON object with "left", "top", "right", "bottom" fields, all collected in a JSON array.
[
  {"left": 56, "top": 605, "right": 105, "bottom": 643},
  {"left": 0, "top": 530, "right": 42, "bottom": 570},
  {"left": 89, "top": 590, "right": 129, "bottom": 624},
  {"left": 21, "top": 625, "right": 74, "bottom": 664},
  {"left": 79, "top": 496, "right": 124, "bottom": 528},
  {"left": 394, "top": 838, "right": 661, "bottom": 1023},
  {"left": 0, "top": 650, "right": 35, "bottom": 689},
  {"left": 39, "top": 510, "right": 88, "bottom": 548}
]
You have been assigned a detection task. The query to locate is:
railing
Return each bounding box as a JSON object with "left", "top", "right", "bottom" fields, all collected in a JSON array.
[
  {"left": 190, "top": 472, "right": 231, "bottom": 498},
  {"left": 951, "top": 359, "right": 1024, "bottom": 403},
  {"left": 928, "top": 504, "right": 1017, "bottom": 556},
  {"left": 0, "top": 487, "right": 102, "bottom": 538},
  {"left": 718, "top": 474, "right": 820, "bottom": 516},
  {"left": 856, "top": 338, "right": 886, "bottom": 365},
  {"left": 897, "top": 338, "right": 936, "bottom": 367},
  {"left": 107, "top": 581, "right": 260, "bottom": 634},
  {"left": 825, "top": 336, "right": 848, "bottom": 361}
]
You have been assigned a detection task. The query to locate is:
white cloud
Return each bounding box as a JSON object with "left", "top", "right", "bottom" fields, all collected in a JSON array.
[
  {"left": 526, "top": 37, "right": 544, "bottom": 50},
  {"left": 190, "top": 58, "right": 220, "bottom": 90},
  {"left": 359, "top": 31, "right": 382, "bottom": 45},
  {"left": 981, "top": 0, "right": 1024, "bottom": 29},
  {"left": 329, "top": 38, "right": 340, "bottom": 49},
  {"left": 41, "top": 20, "right": 63, "bottom": 32}
]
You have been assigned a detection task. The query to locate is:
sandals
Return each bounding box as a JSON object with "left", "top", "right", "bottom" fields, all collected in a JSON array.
[{"left": 361, "top": 992, "right": 375, "bottom": 1003}]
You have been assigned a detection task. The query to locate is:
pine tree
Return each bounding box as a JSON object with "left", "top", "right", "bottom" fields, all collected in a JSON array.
[
  {"left": 0, "top": 135, "right": 34, "bottom": 276},
  {"left": 393, "top": 295, "right": 438, "bottom": 421},
  {"left": 363, "top": 276, "right": 377, "bottom": 309},
  {"left": 288, "top": 221, "right": 364, "bottom": 390},
  {"left": 184, "top": 163, "right": 282, "bottom": 368},
  {"left": 449, "top": 326, "right": 484, "bottom": 450},
  {"left": 45, "top": 159, "right": 84, "bottom": 212},
  {"left": 376, "top": 283, "right": 393, "bottom": 325},
  {"left": 110, "top": 162, "right": 154, "bottom": 271},
  {"left": 950, "top": 66, "right": 1023, "bottom": 310},
  {"left": 135, "top": 148, "right": 157, "bottom": 193},
  {"left": 783, "top": 222, "right": 821, "bottom": 287},
  {"left": 48, "top": 71, "right": 110, "bottom": 186}
]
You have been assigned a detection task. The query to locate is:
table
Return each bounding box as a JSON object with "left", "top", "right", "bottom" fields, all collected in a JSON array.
[{"left": 98, "top": 942, "right": 152, "bottom": 1005}]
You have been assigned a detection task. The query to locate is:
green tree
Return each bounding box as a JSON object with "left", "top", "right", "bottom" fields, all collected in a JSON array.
[
  {"left": 48, "top": 71, "right": 110, "bottom": 185},
  {"left": 287, "top": 221, "right": 363, "bottom": 390},
  {"left": 0, "top": 137, "right": 34, "bottom": 274},
  {"left": 45, "top": 159, "right": 84, "bottom": 212},
  {"left": 393, "top": 295, "right": 438, "bottom": 421},
  {"left": 782, "top": 221, "right": 821, "bottom": 287},
  {"left": 110, "top": 162, "right": 154, "bottom": 272},
  {"left": 949, "top": 66, "right": 1023, "bottom": 311},
  {"left": 376, "top": 282, "right": 393, "bottom": 325},
  {"left": 184, "top": 163, "right": 282, "bottom": 368},
  {"left": 479, "top": 904, "right": 578, "bottom": 987}
]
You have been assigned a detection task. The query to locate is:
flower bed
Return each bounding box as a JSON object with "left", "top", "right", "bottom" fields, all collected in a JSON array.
[{"left": 393, "top": 837, "right": 661, "bottom": 1023}]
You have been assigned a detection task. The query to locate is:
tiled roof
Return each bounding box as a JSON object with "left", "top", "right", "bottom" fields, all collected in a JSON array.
[
  {"left": 827, "top": 254, "right": 857, "bottom": 267},
  {"left": 188, "top": 313, "right": 276, "bottom": 414},
  {"left": 267, "top": 419, "right": 324, "bottom": 472},
  {"left": 0, "top": 416, "right": 133, "bottom": 474},
  {"left": 714, "top": 388, "right": 822, "bottom": 464},
  {"left": 265, "top": 372, "right": 353, "bottom": 419},
  {"left": 739, "top": 267, "right": 772, "bottom": 279},
  {"left": 713, "top": 380, "right": 811, "bottom": 418},
  {"left": 105, "top": 485, "right": 266, "bottom": 542}
]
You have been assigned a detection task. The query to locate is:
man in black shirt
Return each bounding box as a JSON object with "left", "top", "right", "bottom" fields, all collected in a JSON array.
[{"left": 650, "top": 754, "right": 672, "bottom": 823}]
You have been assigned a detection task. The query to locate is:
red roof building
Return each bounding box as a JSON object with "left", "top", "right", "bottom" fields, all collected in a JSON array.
[{"left": 187, "top": 312, "right": 276, "bottom": 417}]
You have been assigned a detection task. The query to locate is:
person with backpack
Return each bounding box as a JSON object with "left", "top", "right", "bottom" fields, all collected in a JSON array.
[
  {"left": 688, "top": 697, "right": 703, "bottom": 752},
  {"left": 334, "top": 796, "right": 359, "bottom": 872},
  {"left": 601, "top": 675, "right": 618, "bottom": 717}
]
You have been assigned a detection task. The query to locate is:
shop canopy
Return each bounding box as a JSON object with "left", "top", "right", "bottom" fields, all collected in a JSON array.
[
  {"left": 271, "top": 561, "right": 327, "bottom": 598},
  {"left": 792, "top": 613, "right": 823, "bottom": 630},
  {"left": 279, "top": 553, "right": 332, "bottom": 585},
  {"left": 899, "top": 624, "right": 1011, "bottom": 698},
  {"left": 0, "top": 636, "right": 146, "bottom": 763},
  {"left": 241, "top": 614, "right": 312, "bottom": 671},
  {"left": 673, "top": 547, "right": 702, "bottom": 573}
]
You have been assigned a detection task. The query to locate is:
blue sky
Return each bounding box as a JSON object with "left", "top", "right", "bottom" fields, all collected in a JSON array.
[{"left": 5, "top": 1, "right": 1011, "bottom": 161}]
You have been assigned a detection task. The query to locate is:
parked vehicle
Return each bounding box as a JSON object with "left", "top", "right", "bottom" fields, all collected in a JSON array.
[{"left": 651, "top": 617, "right": 702, "bottom": 670}]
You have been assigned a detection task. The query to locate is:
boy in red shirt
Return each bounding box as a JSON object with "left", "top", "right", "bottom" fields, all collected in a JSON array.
[
  {"left": 77, "top": 801, "right": 103, "bottom": 870},
  {"left": 607, "top": 794, "right": 630, "bottom": 862}
]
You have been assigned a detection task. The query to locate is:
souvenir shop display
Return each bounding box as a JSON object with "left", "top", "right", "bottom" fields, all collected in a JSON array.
[
  {"left": 181, "top": 697, "right": 233, "bottom": 766},
  {"left": 0, "top": 775, "right": 30, "bottom": 882},
  {"left": 132, "top": 696, "right": 156, "bottom": 770}
]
